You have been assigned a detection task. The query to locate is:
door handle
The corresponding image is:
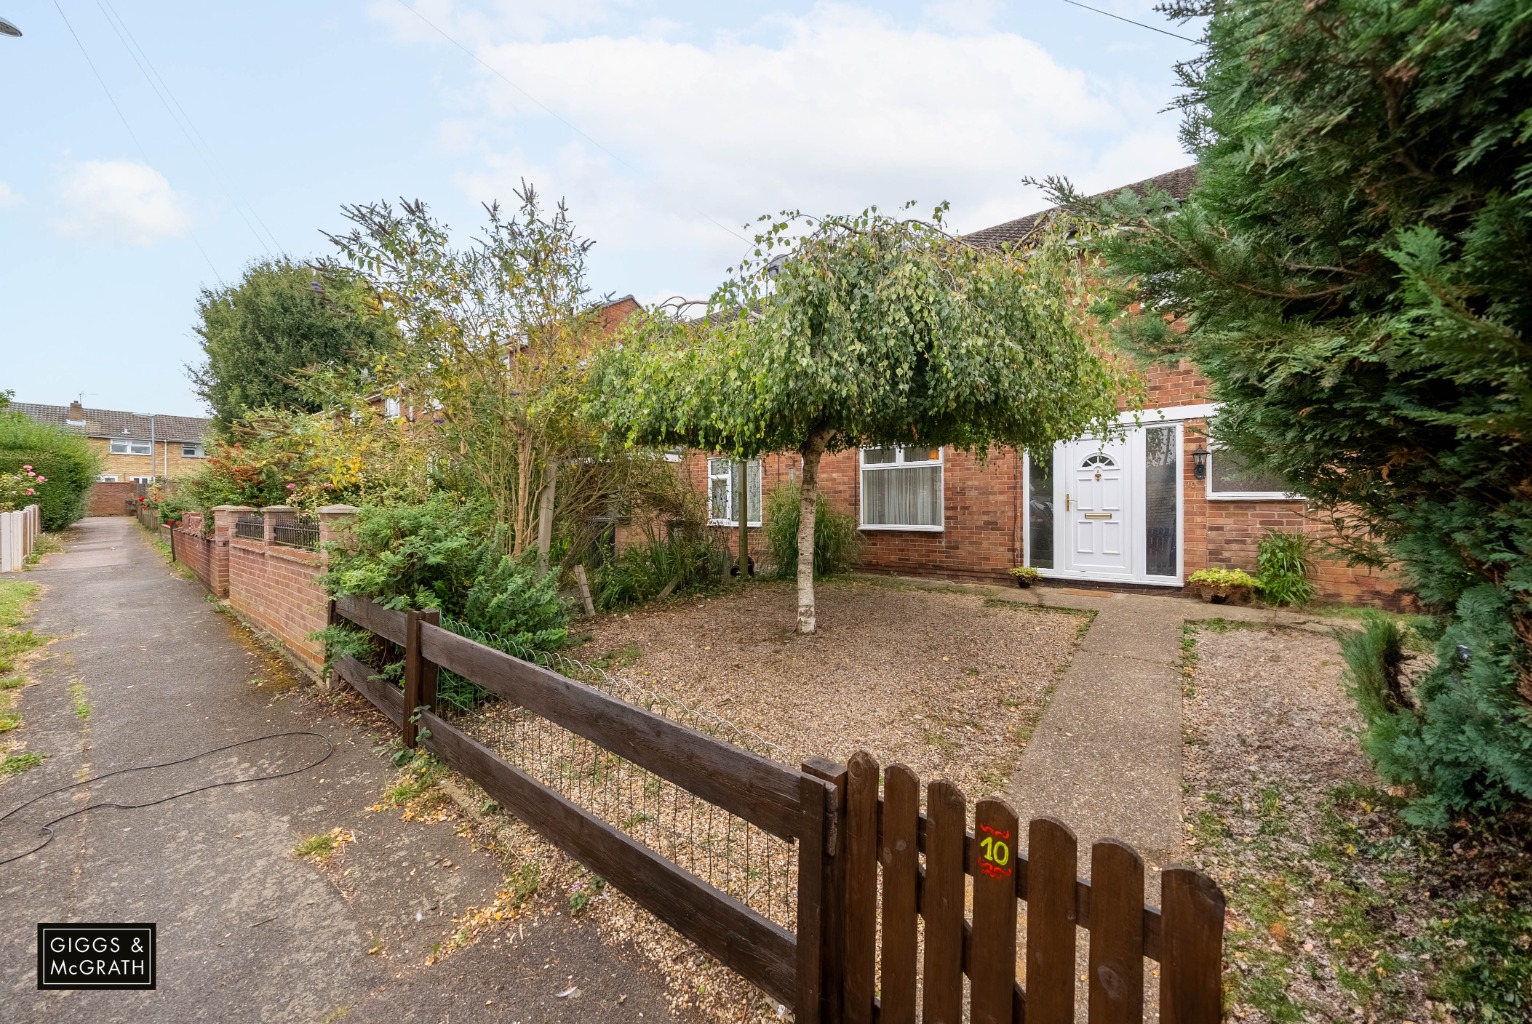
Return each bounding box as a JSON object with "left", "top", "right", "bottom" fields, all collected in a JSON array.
[{"left": 1065, "top": 493, "right": 1071, "bottom": 511}]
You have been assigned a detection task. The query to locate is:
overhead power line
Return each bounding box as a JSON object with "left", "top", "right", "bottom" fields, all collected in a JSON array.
[
  {"left": 390, "top": 0, "right": 750, "bottom": 247},
  {"left": 50, "top": 0, "right": 225, "bottom": 283},
  {"left": 1055, "top": 0, "right": 1201, "bottom": 43},
  {"left": 94, "top": 0, "right": 286, "bottom": 257}
]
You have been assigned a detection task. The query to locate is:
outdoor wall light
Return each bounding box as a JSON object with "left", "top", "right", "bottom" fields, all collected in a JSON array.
[{"left": 1191, "top": 446, "right": 1209, "bottom": 480}]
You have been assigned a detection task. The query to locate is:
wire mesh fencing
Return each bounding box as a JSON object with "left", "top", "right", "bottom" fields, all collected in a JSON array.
[{"left": 434, "top": 621, "right": 801, "bottom": 930}]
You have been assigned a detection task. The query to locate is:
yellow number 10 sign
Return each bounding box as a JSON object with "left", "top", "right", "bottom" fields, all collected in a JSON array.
[{"left": 977, "top": 824, "right": 1013, "bottom": 879}]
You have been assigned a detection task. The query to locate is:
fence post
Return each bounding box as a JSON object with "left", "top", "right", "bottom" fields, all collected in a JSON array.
[
  {"left": 419, "top": 608, "right": 440, "bottom": 713},
  {"left": 803, "top": 756, "right": 848, "bottom": 1024},
  {"left": 403, "top": 609, "right": 424, "bottom": 749}
]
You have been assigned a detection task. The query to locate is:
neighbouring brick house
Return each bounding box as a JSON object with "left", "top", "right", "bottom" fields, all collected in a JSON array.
[
  {"left": 670, "top": 167, "right": 1406, "bottom": 607},
  {"left": 13, "top": 400, "right": 214, "bottom": 515}
]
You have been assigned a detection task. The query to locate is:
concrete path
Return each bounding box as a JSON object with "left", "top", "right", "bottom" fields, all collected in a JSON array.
[
  {"left": 1006, "top": 586, "right": 1301, "bottom": 873},
  {"left": 1, "top": 517, "right": 687, "bottom": 1024}
]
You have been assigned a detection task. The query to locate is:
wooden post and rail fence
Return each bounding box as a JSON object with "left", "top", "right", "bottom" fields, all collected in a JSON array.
[{"left": 328, "top": 592, "right": 1225, "bottom": 1023}]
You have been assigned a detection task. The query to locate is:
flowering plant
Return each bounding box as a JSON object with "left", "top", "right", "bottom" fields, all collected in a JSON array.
[{"left": 0, "top": 466, "right": 45, "bottom": 512}]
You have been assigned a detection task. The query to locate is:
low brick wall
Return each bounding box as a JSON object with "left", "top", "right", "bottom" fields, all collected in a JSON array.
[
  {"left": 168, "top": 505, "right": 356, "bottom": 680},
  {"left": 172, "top": 512, "right": 227, "bottom": 597},
  {"left": 228, "top": 537, "right": 327, "bottom": 674},
  {"left": 88, "top": 481, "right": 136, "bottom": 516}
]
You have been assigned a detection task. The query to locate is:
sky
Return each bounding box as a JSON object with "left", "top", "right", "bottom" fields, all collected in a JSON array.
[{"left": 0, "top": 1, "right": 1202, "bottom": 418}]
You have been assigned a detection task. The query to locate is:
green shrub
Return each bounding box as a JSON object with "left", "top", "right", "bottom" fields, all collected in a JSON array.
[
  {"left": 318, "top": 494, "right": 570, "bottom": 671},
  {"left": 592, "top": 535, "right": 725, "bottom": 612},
  {"left": 763, "top": 483, "right": 862, "bottom": 579},
  {"left": 0, "top": 412, "right": 101, "bottom": 531},
  {"left": 1257, "top": 530, "right": 1315, "bottom": 607},
  {"left": 1343, "top": 613, "right": 1408, "bottom": 740},
  {"left": 1345, "top": 592, "right": 1532, "bottom": 826},
  {"left": 1187, "top": 567, "right": 1260, "bottom": 589}
]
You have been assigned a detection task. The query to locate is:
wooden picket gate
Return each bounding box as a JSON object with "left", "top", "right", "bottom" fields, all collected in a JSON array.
[
  {"left": 813, "top": 751, "right": 1225, "bottom": 1024},
  {"left": 328, "top": 594, "right": 1225, "bottom": 1023}
]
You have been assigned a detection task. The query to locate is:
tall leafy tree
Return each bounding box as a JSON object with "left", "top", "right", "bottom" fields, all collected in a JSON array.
[
  {"left": 591, "top": 205, "right": 1125, "bottom": 634},
  {"left": 322, "top": 187, "right": 603, "bottom": 557},
  {"left": 1061, "top": 0, "right": 1532, "bottom": 821},
  {"left": 188, "top": 258, "right": 396, "bottom": 429}
]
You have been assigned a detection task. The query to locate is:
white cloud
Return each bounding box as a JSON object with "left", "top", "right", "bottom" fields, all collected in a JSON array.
[
  {"left": 386, "top": 3, "right": 1192, "bottom": 293},
  {"left": 0, "top": 181, "right": 19, "bottom": 209},
  {"left": 52, "top": 159, "right": 195, "bottom": 246}
]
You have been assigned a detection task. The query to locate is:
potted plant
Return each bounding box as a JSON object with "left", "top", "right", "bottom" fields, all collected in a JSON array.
[
  {"left": 1187, "top": 568, "right": 1260, "bottom": 604},
  {"left": 1009, "top": 566, "right": 1041, "bottom": 588}
]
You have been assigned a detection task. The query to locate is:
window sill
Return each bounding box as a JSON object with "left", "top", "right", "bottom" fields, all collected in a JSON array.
[
  {"left": 859, "top": 524, "right": 945, "bottom": 533},
  {"left": 1205, "top": 493, "right": 1303, "bottom": 502},
  {"left": 708, "top": 521, "right": 763, "bottom": 528}
]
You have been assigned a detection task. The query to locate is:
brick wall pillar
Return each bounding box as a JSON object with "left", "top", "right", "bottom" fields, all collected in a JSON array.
[
  {"left": 209, "top": 505, "right": 251, "bottom": 598},
  {"left": 317, "top": 505, "right": 358, "bottom": 568},
  {"left": 261, "top": 505, "right": 296, "bottom": 546}
]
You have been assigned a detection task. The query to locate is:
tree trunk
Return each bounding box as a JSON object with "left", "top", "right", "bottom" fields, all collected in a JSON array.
[
  {"left": 797, "top": 435, "right": 829, "bottom": 634},
  {"left": 735, "top": 459, "right": 749, "bottom": 578},
  {"left": 536, "top": 460, "right": 557, "bottom": 576}
]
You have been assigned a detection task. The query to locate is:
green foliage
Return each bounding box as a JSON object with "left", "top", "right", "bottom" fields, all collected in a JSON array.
[
  {"left": 1257, "top": 531, "right": 1315, "bottom": 608},
  {"left": 1068, "top": 0, "right": 1532, "bottom": 820},
  {"left": 592, "top": 536, "right": 726, "bottom": 612},
  {"left": 319, "top": 494, "right": 569, "bottom": 659},
  {"left": 762, "top": 483, "right": 861, "bottom": 579},
  {"left": 1346, "top": 596, "right": 1532, "bottom": 826},
  {"left": 322, "top": 187, "right": 602, "bottom": 557},
  {"left": 178, "top": 408, "right": 428, "bottom": 516},
  {"left": 0, "top": 411, "right": 101, "bottom": 530},
  {"left": 188, "top": 258, "right": 396, "bottom": 430},
  {"left": 590, "top": 205, "right": 1126, "bottom": 632},
  {"left": 1187, "top": 568, "right": 1259, "bottom": 589},
  {"left": 1009, "top": 566, "right": 1040, "bottom": 581}
]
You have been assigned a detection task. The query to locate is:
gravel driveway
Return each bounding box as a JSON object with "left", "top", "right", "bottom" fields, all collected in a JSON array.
[{"left": 574, "top": 576, "right": 1091, "bottom": 799}]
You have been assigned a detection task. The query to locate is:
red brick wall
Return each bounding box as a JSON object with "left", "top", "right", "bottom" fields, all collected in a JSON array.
[
  {"left": 87, "top": 481, "right": 136, "bottom": 516},
  {"left": 171, "top": 513, "right": 227, "bottom": 597},
  {"left": 228, "top": 538, "right": 327, "bottom": 672},
  {"left": 665, "top": 355, "right": 1409, "bottom": 606},
  {"left": 821, "top": 447, "right": 1022, "bottom": 584}
]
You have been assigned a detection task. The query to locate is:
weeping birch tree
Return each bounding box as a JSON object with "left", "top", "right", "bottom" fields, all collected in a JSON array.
[
  {"left": 323, "top": 185, "right": 601, "bottom": 557},
  {"left": 590, "top": 204, "right": 1126, "bottom": 634}
]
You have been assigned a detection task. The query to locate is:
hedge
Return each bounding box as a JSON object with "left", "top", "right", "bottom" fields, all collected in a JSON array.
[{"left": 0, "top": 412, "right": 101, "bottom": 531}]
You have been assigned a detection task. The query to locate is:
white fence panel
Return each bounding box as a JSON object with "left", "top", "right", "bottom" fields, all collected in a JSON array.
[{"left": 0, "top": 504, "right": 40, "bottom": 572}]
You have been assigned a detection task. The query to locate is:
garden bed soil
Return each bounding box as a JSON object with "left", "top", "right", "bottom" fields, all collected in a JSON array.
[{"left": 573, "top": 576, "right": 1092, "bottom": 800}]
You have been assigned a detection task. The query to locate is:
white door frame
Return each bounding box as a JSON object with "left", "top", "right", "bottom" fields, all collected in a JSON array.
[{"left": 1023, "top": 421, "right": 1184, "bottom": 586}]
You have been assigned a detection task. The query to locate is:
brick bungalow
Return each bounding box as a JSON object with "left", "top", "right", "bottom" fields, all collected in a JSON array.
[{"left": 672, "top": 167, "right": 1406, "bottom": 607}]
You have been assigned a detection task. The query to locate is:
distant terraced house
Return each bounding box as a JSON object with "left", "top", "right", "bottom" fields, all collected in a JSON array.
[{"left": 12, "top": 400, "right": 213, "bottom": 485}]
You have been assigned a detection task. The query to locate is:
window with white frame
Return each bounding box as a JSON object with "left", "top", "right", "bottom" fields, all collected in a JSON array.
[
  {"left": 384, "top": 397, "right": 402, "bottom": 419},
  {"left": 181, "top": 442, "right": 205, "bottom": 458},
  {"left": 1207, "top": 446, "right": 1298, "bottom": 500},
  {"left": 98, "top": 475, "right": 119, "bottom": 483},
  {"left": 110, "top": 438, "right": 152, "bottom": 456},
  {"left": 706, "top": 458, "right": 762, "bottom": 526},
  {"left": 130, "top": 475, "right": 154, "bottom": 484},
  {"left": 860, "top": 446, "right": 944, "bottom": 530}
]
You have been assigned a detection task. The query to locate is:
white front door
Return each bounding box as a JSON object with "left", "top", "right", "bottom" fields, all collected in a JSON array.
[{"left": 1065, "top": 438, "right": 1132, "bottom": 576}]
